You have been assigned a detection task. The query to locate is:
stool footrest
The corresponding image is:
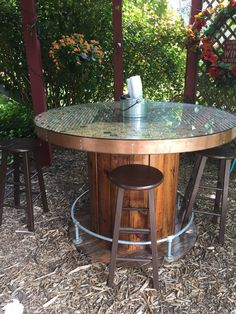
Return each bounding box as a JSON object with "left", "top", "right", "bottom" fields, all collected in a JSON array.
[
  {"left": 119, "top": 227, "right": 150, "bottom": 234},
  {"left": 6, "top": 181, "right": 25, "bottom": 187},
  {"left": 199, "top": 185, "right": 223, "bottom": 191},
  {"left": 116, "top": 256, "right": 152, "bottom": 263},
  {"left": 193, "top": 209, "right": 221, "bottom": 217},
  {"left": 3, "top": 203, "right": 28, "bottom": 210}
]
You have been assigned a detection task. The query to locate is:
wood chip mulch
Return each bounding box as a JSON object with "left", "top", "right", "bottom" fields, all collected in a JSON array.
[{"left": 0, "top": 147, "right": 235, "bottom": 314}]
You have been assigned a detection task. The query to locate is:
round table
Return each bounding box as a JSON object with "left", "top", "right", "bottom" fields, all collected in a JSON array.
[{"left": 35, "top": 101, "right": 236, "bottom": 259}]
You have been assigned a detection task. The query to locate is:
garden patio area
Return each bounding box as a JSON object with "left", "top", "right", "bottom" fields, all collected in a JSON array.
[
  {"left": 0, "top": 148, "right": 235, "bottom": 313},
  {"left": 1, "top": 0, "right": 236, "bottom": 313}
]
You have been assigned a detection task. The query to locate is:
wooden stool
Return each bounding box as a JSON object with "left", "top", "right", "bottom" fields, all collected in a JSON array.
[
  {"left": 180, "top": 142, "right": 236, "bottom": 245},
  {"left": 108, "top": 164, "right": 164, "bottom": 289},
  {"left": 0, "top": 138, "right": 49, "bottom": 231}
]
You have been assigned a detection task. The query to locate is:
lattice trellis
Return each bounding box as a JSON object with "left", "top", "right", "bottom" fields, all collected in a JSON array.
[
  {"left": 202, "top": 0, "right": 236, "bottom": 48},
  {"left": 198, "top": 0, "right": 236, "bottom": 73},
  {"left": 195, "top": 0, "right": 236, "bottom": 110}
]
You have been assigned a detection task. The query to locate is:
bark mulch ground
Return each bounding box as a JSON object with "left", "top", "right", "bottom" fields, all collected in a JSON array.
[{"left": 0, "top": 147, "right": 235, "bottom": 314}]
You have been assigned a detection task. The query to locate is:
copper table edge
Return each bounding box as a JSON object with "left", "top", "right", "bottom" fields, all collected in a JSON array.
[{"left": 35, "top": 126, "right": 236, "bottom": 155}]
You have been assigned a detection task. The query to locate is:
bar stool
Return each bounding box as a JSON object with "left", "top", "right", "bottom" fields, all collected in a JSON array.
[
  {"left": 0, "top": 138, "right": 49, "bottom": 231},
  {"left": 180, "top": 142, "right": 236, "bottom": 245},
  {"left": 108, "top": 164, "right": 164, "bottom": 289}
]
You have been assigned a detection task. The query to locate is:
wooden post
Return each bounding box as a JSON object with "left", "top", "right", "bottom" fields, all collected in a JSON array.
[
  {"left": 112, "top": 0, "right": 123, "bottom": 101},
  {"left": 184, "top": 0, "right": 203, "bottom": 104},
  {"left": 20, "top": 0, "right": 52, "bottom": 166}
]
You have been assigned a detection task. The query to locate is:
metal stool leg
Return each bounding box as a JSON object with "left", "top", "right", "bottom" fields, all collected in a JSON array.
[
  {"left": 13, "top": 153, "right": 20, "bottom": 207},
  {"left": 108, "top": 187, "right": 124, "bottom": 287},
  {"left": 181, "top": 155, "right": 207, "bottom": 226},
  {"left": 22, "top": 152, "right": 34, "bottom": 231},
  {"left": 0, "top": 151, "right": 8, "bottom": 225},
  {"left": 34, "top": 152, "right": 49, "bottom": 212},
  {"left": 148, "top": 189, "right": 159, "bottom": 289},
  {"left": 218, "top": 160, "right": 230, "bottom": 245}
]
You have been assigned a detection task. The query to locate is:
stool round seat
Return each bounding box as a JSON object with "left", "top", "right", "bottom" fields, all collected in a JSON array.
[
  {"left": 199, "top": 142, "right": 236, "bottom": 160},
  {"left": 0, "top": 139, "right": 16, "bottom": 150},
  {"left": 6, "top": 138, "right": 40, "bottom": 153},
  {"left": 109, "top": 164, "right": 164, "bottom": 191}
]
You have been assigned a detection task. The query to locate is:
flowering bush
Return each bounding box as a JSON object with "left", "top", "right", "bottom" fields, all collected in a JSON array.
[
  {"left": 49, "top": 33, "right": 103, "bottom": 71},
  {"left": 186, "top": 0, "right": 236, "bottom": 81}
]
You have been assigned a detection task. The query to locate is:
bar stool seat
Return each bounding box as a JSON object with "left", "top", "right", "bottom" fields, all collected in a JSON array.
[
  {"left": 0, "top": 139, "right": 15, "bottom": 150},
  {"left": 0, "top": 139, "right": 15, "bottom": 171},
  {"left": 0, "top": 138, "right": 49, "bottom": 231},
  {"left": 180, "top": 141, "right": 236, "bottom": 245},
  {"left": 108, "top": 164, "right": 164, "bottom": 290}
]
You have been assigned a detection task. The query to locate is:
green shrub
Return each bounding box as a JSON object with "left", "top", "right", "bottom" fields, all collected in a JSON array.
[
  {"left": 0, "top": 95, "right": 34, "bottom": 139},
  {"left": 123, "top": 2, "right": 186, "bottom": 100}
]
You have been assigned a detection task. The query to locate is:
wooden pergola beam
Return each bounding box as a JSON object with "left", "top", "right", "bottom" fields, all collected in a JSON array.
[
  {"left": 184, "top": 0, "right": 203, "bottom": 104},
  {"left": 112, "top": 0, "right": 124, "bottom": 100},
  {"left": 20, "top": 0, "right": 52, "bottom": 166}
]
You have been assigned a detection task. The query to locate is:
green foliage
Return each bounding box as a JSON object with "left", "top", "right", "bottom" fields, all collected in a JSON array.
[
  {"left": 123, "top": 2, "right": 186, "bottom": 100},
  {"left": 0, "top": 95, "right": 34, "bottom": 139},
  {"left": 0, "top": 0, "right": 186, "bottom": 109},
  {"left": 0, "top": 0, "right": 31, "bottom": 103}
]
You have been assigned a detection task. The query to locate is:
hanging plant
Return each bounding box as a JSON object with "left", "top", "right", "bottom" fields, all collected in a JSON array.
[
  {"left": 49, "top": 33, "right": 103, "bottom": 72},
  {"left": 186, "top": 0, "right": 236, "bottom": 82}
]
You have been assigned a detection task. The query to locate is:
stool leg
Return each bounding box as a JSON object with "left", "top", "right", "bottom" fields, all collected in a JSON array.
[
  {"left": 13, "top": 153, "right": 20, "bottom": 207},
  {"left": 34, "top": 152, "right": 49, "bottom": 212},
  {"left": 0, "top": 151, "right": 8, "bottom": 225},
  {"left": 218, "top": 160, "right": 230, "bottom": 245},
  {"left": 108, "top": 187, "right": 124, "bottom": 287},
  {"left": 22, "top": 152, "right": 34, "bottom": 231},
  {"left": 148, "top": 189, "right": 159, "bottom": 290},
  {"left": 181, "top": 155, "right": 207, "bottom": 226},
  {"left": 213, "top": 160, "right": 224, "bottom": 224},
  {"left": 178, "top": 155, "right": 204, "bottom": 221}
]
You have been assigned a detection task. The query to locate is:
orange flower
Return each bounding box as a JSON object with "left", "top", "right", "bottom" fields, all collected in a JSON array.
[{"left": 201, "top": 37, "right": 213, "bottom": 51}]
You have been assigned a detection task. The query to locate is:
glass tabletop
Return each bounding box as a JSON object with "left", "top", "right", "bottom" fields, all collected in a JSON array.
[{"left": 35, "top": 101, "right": 236, "bottom": 141}]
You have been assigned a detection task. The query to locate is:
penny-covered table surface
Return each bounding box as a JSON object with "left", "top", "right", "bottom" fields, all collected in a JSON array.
[{"left": 35, "top": 101, "right": 236, "bottom": 154}]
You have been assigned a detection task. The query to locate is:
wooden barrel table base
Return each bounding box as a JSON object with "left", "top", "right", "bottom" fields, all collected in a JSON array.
[{"left": 70, "top": 190, "right": 197, "bottom": 264}]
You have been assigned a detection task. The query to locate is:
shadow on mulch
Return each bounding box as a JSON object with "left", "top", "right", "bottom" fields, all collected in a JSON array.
[{"left": 0, "top": 147, "right": 235, "bottom": 314}]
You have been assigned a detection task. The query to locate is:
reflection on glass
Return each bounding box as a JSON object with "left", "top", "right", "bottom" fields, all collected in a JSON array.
[{"left": 35, "top": 102, "right": 236, "bottom": 140}]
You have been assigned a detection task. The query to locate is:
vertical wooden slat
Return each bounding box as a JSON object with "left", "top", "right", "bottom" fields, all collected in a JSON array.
[
  {"left": 87, "top": 152, "right": 99, "bottom": 232},
  {"left": 150, "top": 154, "right": 179, "bottom": 239},
  {"left": 97, "top": 153, "right": 112, "bottom": 238}
]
